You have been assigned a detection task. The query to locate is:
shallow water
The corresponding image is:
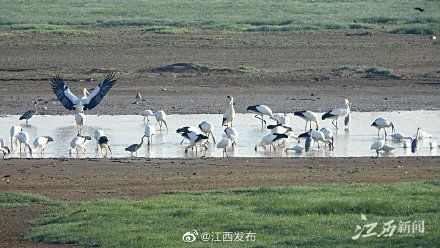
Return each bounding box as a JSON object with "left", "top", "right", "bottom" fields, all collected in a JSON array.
[{"left": 1, "top": 111, "right": 439, "bottom": 158}]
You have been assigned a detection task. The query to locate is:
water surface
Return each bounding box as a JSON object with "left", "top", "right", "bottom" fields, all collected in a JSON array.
[{"left": 1, "top": 111, "right": 439, "bottom": 158}]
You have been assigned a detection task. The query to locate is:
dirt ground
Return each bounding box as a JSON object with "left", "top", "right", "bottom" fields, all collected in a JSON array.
[
  {"left": 0, "top": 28, "right": 439, "bottom": 115},
  {"left": 1, "top": 28, "right": 440, "bottom": 247},
  {"left": 1, "top": 157, "right": 439, "bottom": 247}
]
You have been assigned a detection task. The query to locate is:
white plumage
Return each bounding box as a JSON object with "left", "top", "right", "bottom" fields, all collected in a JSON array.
[
  {"left": 272, "top": 113, "right": 289, "bottom": 126},
  {"left": 0, "top": 137, "right": 10, "bottom": 158},
  {"left": 144, "top": 124, "right": 156, "bottom": 146},
  {"left": 371, "top": 117, "right": 395, "bottom": 137},
  {"left": 69, "top": 135, "right": 91, "bottom": 157},
  {"left": 254, "top": 133, "right": 288, "bottom": 151},
  {"left": 321, "top": 99, "right": 350, "bottom": 129},
  {"left": 199, "top": 121, "right": 216, "bottom": 143},
  {"left": 294, "top": 110, "right": 318, "bottom": 131},
  {"left": 33, "top": 136, "right": 53, "bottom": 156},
  {"left": 430, "top": 141, "right": 438, "bottom": 149},
  {"left": 370, "top": 139, "right": 385, "bottom": 155},
  {"left": 247, "top": 104, "right": 276, "bottom": 128},
  {"left": 154, "top": 110, "right": 168, "bottom": 130},
  {"left": 286, "top": 145, "right": 305, "bottom": 153},
  {"left": 17, "top": 131, "right": 32, "bottom": 155},
  {"left": 140, "top": 109, "right": 154, "bottom": 123},
  {"left": 224, "top": 127, "right": 238, "bottom": 146},
  {"left": 9, "top": 125, "right": 20, "bottom": 152},
  {"left": 216, "top": 138, "right": 231, "bottom": 156},
  {"left": 222, "top": 96, "right": 235, "bottom": 127},
  {"left": 320, "top": 127, "right": 334, "bottom": 144},
  {"left": 382, "top": 144, "right": 395, "bottom": 153},
  {"left": 389, "top": 132, "right": 410, "bottom": 141},
  {"left": 75, "top": 112, "right": 86, "bottom": 134}
]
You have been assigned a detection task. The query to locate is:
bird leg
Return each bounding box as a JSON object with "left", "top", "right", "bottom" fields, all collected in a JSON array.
[
  {"left": 332, "top": 120, "right": 338, "bottom": 129},
  {"left": 309, "top": 121, "right": 312, "bottom": 131},
  {"left": 180, "top": 138, "right": 186, "bottom": 145},
  {"left": 163, "top": 121, "right": 169, "bottom": 131},
  {"left": 304, "top": 121, "right": 308, "bottom": 132},
  {"left": 211, "top": 133, "right": 216, "bottom": 144}
]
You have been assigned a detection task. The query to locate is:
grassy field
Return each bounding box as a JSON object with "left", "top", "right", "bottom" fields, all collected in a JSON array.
[
  {"left": 2, "top": 180, "right": 438, "bottom": 247},
  {"left": 0, "top": 0, "right": 439, "bottom": 34}
]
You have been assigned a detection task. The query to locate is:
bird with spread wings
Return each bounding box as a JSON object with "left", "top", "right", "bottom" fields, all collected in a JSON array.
[{"left": 51, "top": 73, "right": 117, "bottom": 112}]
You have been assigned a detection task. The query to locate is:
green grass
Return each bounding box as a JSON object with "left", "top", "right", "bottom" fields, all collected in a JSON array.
[
  {"left": 11, "top": 180, "right": 439, "bottom": 247},
  {"left": 0, "top": 0, "right": 439, "bottom": 33},
  {"left": 333, "top": 65, "right": 401, "bottom": 79},
  {"left": 0, "top": 192, "right": 53, "bottom": 208}
]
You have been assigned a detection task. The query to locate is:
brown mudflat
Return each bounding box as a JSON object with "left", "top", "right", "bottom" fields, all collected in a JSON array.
[{"left": 0, "top": 28, "right": 439, "bottom": 115}]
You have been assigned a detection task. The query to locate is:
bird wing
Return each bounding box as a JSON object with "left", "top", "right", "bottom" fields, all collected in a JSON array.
[
  {"left": 84, "top": 73, "right": 117, "bottom": 110},
  {"left": 51, "top": 75, "right": 79, "bottom": 111},
  {"left": 256, "top": 105, "right": 272, "bottom": 115}
]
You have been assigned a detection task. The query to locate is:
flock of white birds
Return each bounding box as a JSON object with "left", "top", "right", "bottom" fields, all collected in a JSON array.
[
  {"left": 0, "top": 74, "right": 436, "bottom": 158},
  {"left": 1, "top": 94, "right": 437, "bottom": 159}
]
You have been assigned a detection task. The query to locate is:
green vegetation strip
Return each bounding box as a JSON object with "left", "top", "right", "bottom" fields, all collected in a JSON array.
[
  {"left": 2, "top": 180, "right": 439, "bottom": 247},
  {"left": 0, "top": 0, "right": 439, "bottom": 34}
]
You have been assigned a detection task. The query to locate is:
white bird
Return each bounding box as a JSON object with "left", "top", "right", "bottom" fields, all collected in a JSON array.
[
  {"left": 272, "top": 113, "right": 289, "bottom": 126},
  {"left": 176, "top": 126, "right": 199, "bottom": 144},
  {"left": 51, "top": 73, "right": 117, "bottom": 113},
  {"left": 17, "top": 131, "right": 32, "bottom": 155},
  {"left": 144, "top": 124, "right": 156, "bottom": 146},
  {"left": 9, "top": 125, "right": 20, "bottom": 152},
  {"left": 140, "top": 109, "right": 154, "bottom": 123},
  {"left": 254, "top": 133, "right": 288, "bottom": 151},
  {"left": 382, "top": 144, "right": 395, "bottom": 153},
  {"left": 75, "top": 112, "right": 86, "bottom": 135},
  {"left": 294, "top": 110, "right": 319, "bottom": 131},
  {"left": 199, "top": 121, "right": 216, "bottom": 143},
  {"left": 389, "top": 132, "right": 410, "bottom": 141},
  {"left": 321, "top": 99, "right": 350, "bottom": 129},
  {"left": 154, "top": 110, "right": 168, "bottom": 130},
  {"left": 224, "top": 127, "right": 238, "bottom": 146},
  {"left": 222, "top": 96, "right": 235, "bottom": 127},
  {"left": 247, "top": 104, "right": 276, "bottom": 129},
  {"left": 429, "top": 141, "right": 438, "bottom": 150},
  {"left": 371, "top": 139, "right": 385, "bottom": 156},
  {"left": 0, "top": 137, "right": 11, "bottom": 158},
  {"left": 94, "top": 129, "right": 106, "bottom": 151},
  {"left": 97, "top": 136, "right": 112, "bottom": 157},
  {"left": 298, "top": 130, "right": 331, "bottom": 149},
  {"left": 320, "top": 127, "right": 335, "bottom": 147},
  {"left": 267, "top": 124, "right": 293, "bottom": 135},
  {"left": 286, "top": 145, "right": 305, "bottom": 153},
  {"left": 33, "top": 136, "right": 54, "bottom": 156},
  {"left": 185, "top": 134, "right": 209, "bottom": 154},
  {"left": 69, "top": 135, "right": 92, "bottom": 157},
  {"left": 216, "top": 138, "right": 231, "bottom": 157},
  {"left": 19, "top": 101, "right": 38, "bottom": 123},
  {"left": 371, "top": 118, "right": 395, "bottom": 137}
]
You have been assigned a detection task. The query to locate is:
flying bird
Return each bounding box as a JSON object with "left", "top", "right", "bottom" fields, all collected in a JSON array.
[
  {"left": 414, "top": 7, "right": 425, "bottom": 12},
  {"left": 51, "top": 73, "right": 117, "bottom": 112}
]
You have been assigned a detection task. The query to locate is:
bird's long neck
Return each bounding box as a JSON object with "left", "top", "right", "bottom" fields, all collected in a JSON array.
[
  {"left": 229, "top": 98, "right": 234, "bottom": 107},
  {"left": 34, "top": 103, "right": 38, "bottom": 113},
  {"left": 416, "top": 129, "right": 420, "bottom": 139},
  {"left": 139, "top": 136, "right": 145, "bottom": 146}
]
